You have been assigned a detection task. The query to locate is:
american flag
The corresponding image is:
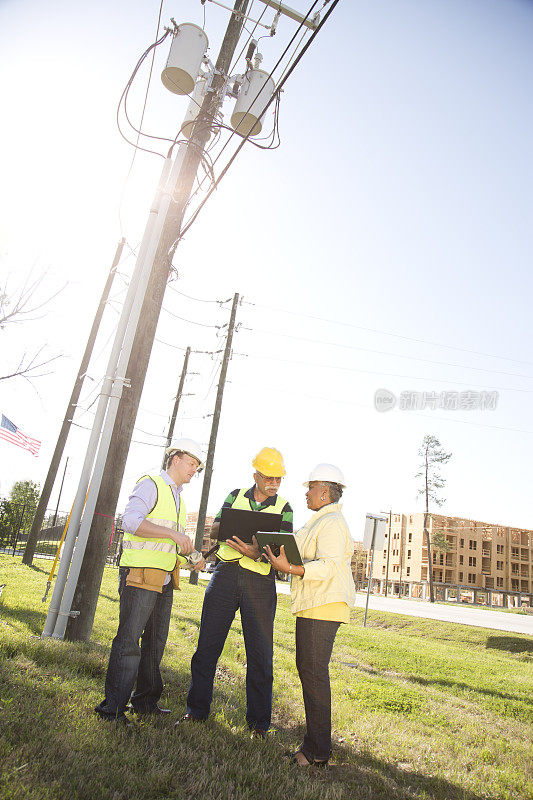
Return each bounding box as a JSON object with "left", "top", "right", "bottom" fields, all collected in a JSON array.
[{"left": 0, "top": 414, "right": 41, "bottom": 457}]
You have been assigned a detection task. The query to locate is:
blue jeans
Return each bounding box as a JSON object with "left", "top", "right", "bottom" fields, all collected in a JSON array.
[
  {"left": 95, "top": 576, "right": 173, "bottom": 718},
  {"left": 187, "top": 561, "right": 277, "bottom": 731},
  {"left": 295, "top": 617, "right": 340, "bottom": 762}
]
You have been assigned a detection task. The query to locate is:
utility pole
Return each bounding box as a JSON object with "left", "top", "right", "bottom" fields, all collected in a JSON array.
[
  {"left": 398, "top": 517, "right": 405, "bottom": 597},
  {"left": 64, "top": 4, "right": 250, "bottom": 642},
  {"left": 52, "top": 457, "right": 69, "bottom": 527},
  {"left": 162, "top": 346, "right": 191, "bottom": 468},
  {"left": 383, "top": 509, "right": 392, "bottom": 596},
  {"left": 23, "top": 239, "right": 124, "bottom": 565},
  {"left": 190, "top": 293, "right": 239, "bottom": 586}
]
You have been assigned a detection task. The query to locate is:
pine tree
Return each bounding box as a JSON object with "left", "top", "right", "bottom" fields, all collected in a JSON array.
[{"left": 416, "top": 435, "right": 452, "bottom": 603}]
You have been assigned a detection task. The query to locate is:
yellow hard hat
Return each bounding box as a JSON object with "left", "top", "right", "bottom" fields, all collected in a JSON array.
[{"left": 252, "top": 447, "right": 286, "bottom": 477}]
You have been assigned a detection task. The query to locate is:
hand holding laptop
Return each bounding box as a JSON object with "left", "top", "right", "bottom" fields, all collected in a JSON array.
[{"left": 225, "top": 535, "right": 261, "bottom": 560}]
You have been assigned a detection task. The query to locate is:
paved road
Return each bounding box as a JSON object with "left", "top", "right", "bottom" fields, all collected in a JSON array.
[{"left": 272, "top": 581, "right": 533, "bottom": 635}]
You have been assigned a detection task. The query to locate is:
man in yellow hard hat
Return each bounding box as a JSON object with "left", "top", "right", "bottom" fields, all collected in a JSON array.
[{"left": 181, "top": 447, "right": 292, "bottom": 738}]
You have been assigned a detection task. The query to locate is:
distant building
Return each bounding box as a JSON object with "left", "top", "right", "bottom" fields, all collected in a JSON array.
[
  {"left": 367, "top": 512, "right": 533, "bottom": 605},
  {"left": 351, "top": 541, "right": 368, "bottom": 588},
  {"left": 186, "top": 512, "right": 215, "bottom": 553}
]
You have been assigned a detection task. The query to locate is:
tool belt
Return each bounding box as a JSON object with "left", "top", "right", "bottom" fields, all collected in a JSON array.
[{"left": 125, "top": 566, "right": 181, "bottom": 593}]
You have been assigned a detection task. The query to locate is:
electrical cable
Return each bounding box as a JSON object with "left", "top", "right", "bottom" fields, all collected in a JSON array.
[
  {"left": 181, "top": 4, "right": 313, "bottom": 203},
  {"left": 166, "top": 285, "right": 232, "bottom": 304},
  {"left": 231, "top": 350, "right": 532, "bottom": 393},
  {"left": 227, "top": 1, "right": 268, "bottom": 77},
  {"left": 118, "top": 1, "right": 165, "bottom": 236},
  {"left": 116, "top": 29, "right": 172, "bottom": 158},
  {"left": 240, "top": 300, "right": 533, "bottom": 369},
  {"left": 68, "top": 420, "right": 174, "bottom": 449},
  {"left": 203, "top": 0, "right": 319, "bottom": 167},
  {"left": 202, "top": 349, "right": 224, "bottom": 401},
  {"left": 160, "top": 306, "right": 224, "bottom": 328},
  {"left": 174, "top": 0, "right": 337, "bottom": 246},
  {"left": 209, "top": 91, "right": 281, "bottom": 149},
  {"left": 161, "top": 1, "right": 291, "bottom": 222},
  {"left": 163, "top": 2, "right": 315, "bottom": 221},
  {"left": 155, "top": 337, "right": 221, "bottom": 354},
  {"left": 240, "top": 326, "right": 533, "bottom": 381},
  {"left": 225, "top": 378, "right": 533, "bottom": 437}
]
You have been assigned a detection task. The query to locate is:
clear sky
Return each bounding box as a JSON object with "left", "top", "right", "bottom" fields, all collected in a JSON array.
[{"left": 1, "top": 0, "right": 532, "bottom": 535}]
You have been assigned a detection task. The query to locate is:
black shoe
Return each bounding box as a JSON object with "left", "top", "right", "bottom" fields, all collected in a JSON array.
[
  {"left": 134, "top": 705, "right": 172, "bottom": 716},
  {"left": 94, "top": 708, "right": 132, "bottom": 727}
]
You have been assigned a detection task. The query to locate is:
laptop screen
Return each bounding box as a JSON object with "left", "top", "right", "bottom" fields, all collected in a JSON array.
[{"left": 218, "top": 507, "right": 283, "bottom": 544}]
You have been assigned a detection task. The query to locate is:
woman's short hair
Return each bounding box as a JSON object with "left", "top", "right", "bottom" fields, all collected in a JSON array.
[{"left": 322, "top": 481, "right": 343, "bottom": 503}]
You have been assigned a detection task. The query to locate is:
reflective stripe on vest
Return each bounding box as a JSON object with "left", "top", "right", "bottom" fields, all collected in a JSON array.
[
  {"left": 217, "top": 488, "right": 287, "bottom": 575},
  {"left": 120, "top": 475, "right": 188, "bottom": 572}
]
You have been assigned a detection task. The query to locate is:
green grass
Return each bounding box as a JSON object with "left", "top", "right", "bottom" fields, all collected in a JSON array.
[{"left": 0, "top": 556, "right": 532, "bottom": 800}]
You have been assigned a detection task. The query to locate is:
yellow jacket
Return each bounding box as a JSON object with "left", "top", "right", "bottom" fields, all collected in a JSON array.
[{"left": 290, "top": 503, "right": 356, "bottom": 614}]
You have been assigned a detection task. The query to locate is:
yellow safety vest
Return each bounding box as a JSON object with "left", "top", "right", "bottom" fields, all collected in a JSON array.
[
  {"left": 217, "top": 488, "right": 287, "bottom": 576},
  {"left": 120, "top": 475, "right": 188, "bottom": 572}
]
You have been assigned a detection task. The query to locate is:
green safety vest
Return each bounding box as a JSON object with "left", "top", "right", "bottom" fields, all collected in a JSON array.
[
  {"left": 217, "top": 488, "right": 287, "bottom": 576},
  {"left": 120, "top": 475, "right": 189, "bottom": 572}
]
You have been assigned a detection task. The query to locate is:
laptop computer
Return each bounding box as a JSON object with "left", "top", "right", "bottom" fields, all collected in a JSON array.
[{"left": 217, "top": 507, "right": 283, "bottom": 544}]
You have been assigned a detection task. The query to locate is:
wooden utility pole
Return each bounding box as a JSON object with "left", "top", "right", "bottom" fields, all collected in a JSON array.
[
  {"left": 398, "top": 518, "right": 405, "bottom": 597},
  {"left": 383, "top": 510, "right": 392, "bottom": 596},
  {"left": 162, "top": 346, "right": 191, "bottom": 468},
  {"left": 65, "top": 4, "right": 249, "bottom": 642},
  {"left": 190, "top": 293, "right": 239, "bottom": 586},
  {"left": 23, "top": 239, "right": 124, "bottom": 565}
]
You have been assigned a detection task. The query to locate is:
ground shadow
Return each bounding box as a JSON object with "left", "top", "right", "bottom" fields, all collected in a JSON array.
[
  {"left": 486, "top": 635, "right": 533, "bottom": 654},
  {"left": 322, "top": 742, "right": 492, "bottom": 800},
  {"left": 0, "top": 604, "right": 46, "bottom": 636},
  {"left": 340, "top": 659, "right": 532, "bottom": 709},
  {"left": 406, "top": 673, "right": 532, "bottom": 709},
  {"left": 0, "top": 641, "right": 512, "bottom": 800}
]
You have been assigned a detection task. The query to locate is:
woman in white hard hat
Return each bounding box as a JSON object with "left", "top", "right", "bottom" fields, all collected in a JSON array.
[{"left": 264, "top": 463, "right": 355, "bottom": 767}]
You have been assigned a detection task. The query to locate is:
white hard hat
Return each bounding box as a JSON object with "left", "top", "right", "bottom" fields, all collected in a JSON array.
[
  {"left": 166, "top": 438, "right": 205, "bottom": 472},
  {"left": 303, "top": 463, "right": 346, "bottom": 488}
]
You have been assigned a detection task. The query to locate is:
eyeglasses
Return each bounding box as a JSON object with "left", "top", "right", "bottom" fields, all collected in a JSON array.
[{"left": 256, "top": 472, "right": 282, "bottom": 484}]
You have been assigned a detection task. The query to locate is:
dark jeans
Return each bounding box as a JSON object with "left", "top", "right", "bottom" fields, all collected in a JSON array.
[
  {"left": 295, "top": 616, "right": 340, "bottom": 762},
  {"left": 95, "top": 577, "right": 173, "bottom": 718},
  {"left": 187, "top": 561, "right": 277, "bottom": 731}
]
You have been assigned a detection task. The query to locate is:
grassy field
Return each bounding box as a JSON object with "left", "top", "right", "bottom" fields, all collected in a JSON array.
[{"left": 0, "top": 556, "right": 532, "bottom": 800}]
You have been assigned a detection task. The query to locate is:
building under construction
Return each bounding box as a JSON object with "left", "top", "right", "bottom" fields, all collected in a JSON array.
[{"left": 367, "top": 512, "right": 533, "bottom": 607}]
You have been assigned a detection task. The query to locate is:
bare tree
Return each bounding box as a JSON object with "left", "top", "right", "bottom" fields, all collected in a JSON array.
[
  {"left": 0, "top": 272, "right": 63, "bottom": 384},
  {"left": 416, "top": 434, "right": 452, "bottom": 603}
]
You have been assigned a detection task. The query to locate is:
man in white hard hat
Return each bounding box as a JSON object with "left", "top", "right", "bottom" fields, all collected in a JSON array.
[
  {"left": 181, "top": 447, "right": 293, "bottom": 738},
  {"left": 95, "top": 438, "right": 205, "bottom": 725}
]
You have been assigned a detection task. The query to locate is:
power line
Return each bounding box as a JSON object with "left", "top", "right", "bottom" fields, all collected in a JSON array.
[
  {"left": 161, "top": 306, "right": 224, "bottom": 328},
  {"left": 241, "top": 327, "right": 533, "bottom": 381},
  {"left": 226, "top": 377, "right": 533, "bottom": 436},
  {"left": 166, "top": 285, "right": 232, "bottom": 304},
  {"left": 241, "top": 299, "right": 533, "bottom": 369},
  {"left": 157, "top": 280, "right": 533, "bottom": 370},
  {"left": 232, "top": 350, "right": 532, "bottom": 392},
  {"left": 407, "top": 410, "right": 533, "bottom": 437},
  {"left": 118, "top": 1, "right": 165, "bottom": 236},
  {"left": 115, "top": 29, "right": 172, "bottom": 159},
  {"left": 175, "top": 0, "right": 331, "bottom": 244}
]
